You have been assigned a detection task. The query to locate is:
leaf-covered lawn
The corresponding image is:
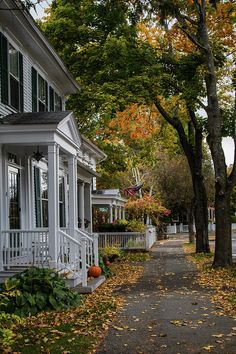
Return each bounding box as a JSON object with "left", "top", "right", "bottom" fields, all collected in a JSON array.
[
  {"left": 6, "top": 262, "right": 144, "bottom": 354},
  {"left": 184, "top": 243, "right": 236, "bottom": 317}
]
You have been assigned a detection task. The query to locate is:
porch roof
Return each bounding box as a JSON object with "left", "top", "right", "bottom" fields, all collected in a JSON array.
[
  {"left": 0, "top": 111, "right": 70, "bottom": 125},
  {"left": 0, "top": 111, "right": 81, "bottom": 156},
  {"left": 92, "top": 189, "right": 127, "bottom": 207}
]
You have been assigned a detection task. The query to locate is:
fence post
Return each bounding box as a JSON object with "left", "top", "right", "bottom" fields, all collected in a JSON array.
[
  {"left": 81, "top": 237, "right": 87, "bottom": 287},
  {"left": 93, "top": 233, "right": 99, "bottom": 266},
  {"left": 173, "top": 223, "right": 177, "bottom": 234},
  {"left": 145, "top": 228, "right": 150, "bottom": 251}
]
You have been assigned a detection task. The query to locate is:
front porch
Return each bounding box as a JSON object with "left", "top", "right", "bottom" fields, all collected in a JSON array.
[{"left": 0, "top": 111, "right": 105, "bottom": 288}]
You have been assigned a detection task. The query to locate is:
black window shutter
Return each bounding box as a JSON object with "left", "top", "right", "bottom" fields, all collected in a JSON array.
[
  {"left": 59, "top": 97, "right": 62, "bottom": 111},
  {"left": 0, "top": 33, "right": 9, "bottom": 104},
  {"left": 45, "top": 81, "right": 48, "bottom": 111},
  {"left": 49, "top": 86, "right": 54, "bottom": 111},
  {"left": 19, "top": 52, "right": 24, "bottom": 112},
  {"left": 31, "top": 67, "right": 37, "bottom": 111}
]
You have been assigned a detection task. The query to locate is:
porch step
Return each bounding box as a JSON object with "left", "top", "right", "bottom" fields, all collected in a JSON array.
[
  {"left": 0, "top": 268, "right": 27, "bottom": 283},
  {"left": 74, "top": 275, "right": 106, "bottom": 294}
]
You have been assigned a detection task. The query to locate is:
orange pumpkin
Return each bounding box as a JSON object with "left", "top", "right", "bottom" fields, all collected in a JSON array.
[{"left": 88, "top": 265, "right": 102, "bottom": 278}]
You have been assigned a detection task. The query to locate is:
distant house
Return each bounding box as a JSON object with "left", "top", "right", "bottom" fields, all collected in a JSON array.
[
  {"left": 0, "top": 0, "right": 106, "bottom": 288},
  {"left": 92, "top": 189, "right": 126, "bottom": 229}
]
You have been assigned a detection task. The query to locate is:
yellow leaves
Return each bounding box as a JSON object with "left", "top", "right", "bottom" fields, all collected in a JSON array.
[
  {"left": 183, "top": 244, "right": 236, "bottom": 317},
  {"left": 202, "top": 345, "right": 214, "bottom": 352},
  {"left": 15, "top": 263, "right": 144, "bottom": 353},
  {"left": 212, "top": 333, "right": 224, "bottom": 338}
]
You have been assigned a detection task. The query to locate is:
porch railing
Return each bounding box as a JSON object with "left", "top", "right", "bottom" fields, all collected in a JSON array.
[
  {"left": 98, "top": 232, "right": 146, "bottom": 249},
  {"left": 59, "top": 229, "right": 98, "bottom": 287},
  {"left": 98, "top": 227, "right": 156, "bottom": 251},
  {"left": 1, "top": 229, "right": 49, "bottom": 268},
  {"left": 1, "top": 228, "right": 99, "bottom": 287}
]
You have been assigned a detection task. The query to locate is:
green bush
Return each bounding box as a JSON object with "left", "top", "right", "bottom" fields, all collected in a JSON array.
[
  {"left": 0, "top": 312, "right": 22, "bottom": 347},
  {"left": 231, "top": 215, "right": 236, "bottom": 223},
  {"left": 99, "top": 256, "right": 113, "bottom": 278},
  {"left": 0, "top": 267, "right": 80, "bottom": 317},
  {"left": 99, "top": 246, "right": 123, "bottom": 262},
  {"left": 126, "top": 220, "right": 145, "bottom": 232}
]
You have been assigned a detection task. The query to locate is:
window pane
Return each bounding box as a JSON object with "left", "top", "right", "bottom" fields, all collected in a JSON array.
[
  {"left": 38, "top": 101, "right": 46, "bottom": 112},
  {"left": 55, "top": 92, "right": 62, "bottom": 111},
  {"left": 34, "top": 167, "right": 41, "bottom": 227},
  {"left": 10, "top": 76, "right": 19, "bottom": 110},
  {"left": 9, "top": 44, "right": 19, "bottom": 78},
  {"left": 42, "top": 200, "right": 48, "bottom": 227},
  {"left": 41, "top": 172, "right": 48, "bottom": 200},
  {"left": 59, "top": 177, "right": 66, "bottom": 227},
  {"left": 38, "top": 75, "right": 46, "bottom": 103}
]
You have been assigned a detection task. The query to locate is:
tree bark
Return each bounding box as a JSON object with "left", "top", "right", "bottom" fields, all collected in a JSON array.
[
  {"left": 196, "top": 3, "right": 233, "bottom": 266},
  {"left": 213, "top": 192, "right": 232, "bottom": 267},
  {"left": 188, "top": 199, "right": 195, "bottom": 243},
  {"left": 192, "top": 174, "right": 210, "bottom": 252}
]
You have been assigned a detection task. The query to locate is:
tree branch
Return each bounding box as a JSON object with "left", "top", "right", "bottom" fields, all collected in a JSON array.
[
  {"left": 196, "top": 98, "right": 208, "bottom": 112},
  {"left": 177, "top": 25, "right": 207, "bottom": 51}
]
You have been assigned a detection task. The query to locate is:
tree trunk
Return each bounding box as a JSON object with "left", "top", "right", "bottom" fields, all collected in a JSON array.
[
  {"left": 187, "top": 199, "right": 195, "bottom": 243},
  {"left": 192, "top": 174, "right": 210, "bottom": 253},
  {"left": 213, "top": 190, "right": 232, "bottom": 267}
]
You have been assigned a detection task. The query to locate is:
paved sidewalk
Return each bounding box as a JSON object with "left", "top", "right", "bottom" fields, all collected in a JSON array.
[{"left": 96, "top": 240, "right": 236, "bottom": 354}]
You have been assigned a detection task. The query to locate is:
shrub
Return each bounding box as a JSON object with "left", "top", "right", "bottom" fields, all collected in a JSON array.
[
  {"left": 99, "top": 256, "right": 113, "bottom": 278},
  {"left": 231, "top": 215, "right": 236, "bottom": 223},
  {"left": 0, "top": 267, "right": 80, "bottom": 317},
  {"left": 126, "top": 220, "right": 145, "bottom": 232},
  {"left": 99, "top": 246, "right": 123, "bottom": 262},
  {"left": 0, "top": 312, "right": 22, "bottom": 347}
]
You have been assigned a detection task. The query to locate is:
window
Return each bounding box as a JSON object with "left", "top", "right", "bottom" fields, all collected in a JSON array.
[
  {"left": 0, "top": 33, "right": 23, "bottom": 111},
  {"left": 34, "top": 167, "right": 66, "bottom": 228},
  {"left": 32, "top": 68, "right": 48, "bottom": 112},
  {"left": 32, "top": 67, "right": 63, "bottom": 112},
  {"left": 59, "top": 176, "right": 66, "bottom": 227},
  {"left": 55, "top": 92, "right": 62, "bottom": 111},
  {"left": 49, "top": 86, "right": 62, "bottom": 111},
  {"left": 34, "top": 167, "right": 48, "bottom": 227}
]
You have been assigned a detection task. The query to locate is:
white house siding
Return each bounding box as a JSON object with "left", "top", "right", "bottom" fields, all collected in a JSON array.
[{"left": 0, "top": 25, "right": 66, "bottom": 116}]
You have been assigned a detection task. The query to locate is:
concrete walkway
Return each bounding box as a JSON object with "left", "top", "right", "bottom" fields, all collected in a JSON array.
[{"left": 96, "top": 239, "right": 236, "bottom": 354}]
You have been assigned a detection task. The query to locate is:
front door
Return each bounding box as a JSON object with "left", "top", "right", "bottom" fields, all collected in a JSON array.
[{"left": 8, "top": 166, "right": 21, "bottom": 230}]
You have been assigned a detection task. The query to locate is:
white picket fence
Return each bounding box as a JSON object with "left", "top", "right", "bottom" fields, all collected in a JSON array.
[
  {"left": 98, "top": 227, "right": 156, "bottom": 251},
  {"left": 167, "top": 223, "right": 236, "bottom": 234}
]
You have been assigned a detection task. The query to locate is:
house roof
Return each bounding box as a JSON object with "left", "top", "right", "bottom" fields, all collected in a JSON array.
[
  {"left": 93, "top": 189, "right": 121, "bottom": 196},
  {"left": 0, "top": 111, "right": 72, "bottom": 125}
]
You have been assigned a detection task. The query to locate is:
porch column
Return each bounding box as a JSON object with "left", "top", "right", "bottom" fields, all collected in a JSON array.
[
  {"left": 118, "top": 206, "right": 122, "bottom": 220},
  {"left": 114, "top": 204, "right": 118, "bottom": 221},
  {"left": 48, "top": 143, "right": 59, "bottom": 269},
  {"left": 122, "top": 207, "right": 125, "bottom": 220},
  {"left": 68, "top": 155, "right": 77, "bottom": 236},
  {"left": 78, "top": 182, "right": 85, "bottom": 230},
  {"left": 0, "top": 145, "right": 3, "bottom": 270},
  {"left": 84, "top": 183, "right": 92, "bottom": 233},
  {"left": 109, "top": 205, "right": 113, "bottom": 223}
]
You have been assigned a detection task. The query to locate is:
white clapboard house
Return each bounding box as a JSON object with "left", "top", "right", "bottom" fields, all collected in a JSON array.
[{"left": 0, "top": 0, "right": 106, "bottom": 288}]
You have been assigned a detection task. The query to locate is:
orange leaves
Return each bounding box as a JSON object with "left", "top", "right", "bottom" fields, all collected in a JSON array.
[
  {"left": 125, "top": 194, "right": 170, "bottom": 222},
  {"left": 108, "top": 104, "right": 160, "bottom": 143}
]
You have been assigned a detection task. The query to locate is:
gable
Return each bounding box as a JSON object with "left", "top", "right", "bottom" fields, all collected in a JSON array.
[{"left": 57, "top": 112, "right": 82, "bottom": 147}]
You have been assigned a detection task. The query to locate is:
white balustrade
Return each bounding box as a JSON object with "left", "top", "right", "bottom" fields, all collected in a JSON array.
[{"left": 1, "top": 229, "right": 49, "bottom": 268}]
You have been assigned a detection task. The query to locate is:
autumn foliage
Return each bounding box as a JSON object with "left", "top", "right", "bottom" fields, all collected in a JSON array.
[{"left": 125, "top": 194, "right": 170, "bottom": 225}]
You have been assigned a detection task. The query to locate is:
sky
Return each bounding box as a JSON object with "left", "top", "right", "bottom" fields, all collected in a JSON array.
[
  {"left": 30, "top": 0, "right": 51, "bottom": 19},
  {"left": 31, "top": 1, "right": 234, "bottom": 167}
]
